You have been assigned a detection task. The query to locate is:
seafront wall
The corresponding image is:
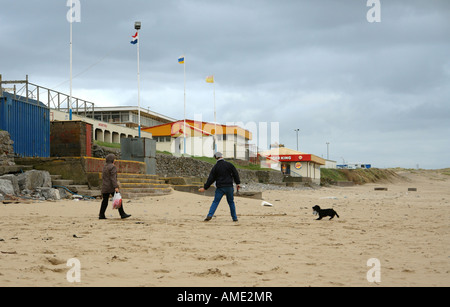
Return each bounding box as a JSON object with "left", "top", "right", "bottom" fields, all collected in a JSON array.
[{"left": 156, "top": 153, "right": 284, "bottom": 184}]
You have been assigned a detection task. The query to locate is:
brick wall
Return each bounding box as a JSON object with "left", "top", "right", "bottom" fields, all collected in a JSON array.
[{"left": 50, "top": 121, "right": 92, "bottom": 157}]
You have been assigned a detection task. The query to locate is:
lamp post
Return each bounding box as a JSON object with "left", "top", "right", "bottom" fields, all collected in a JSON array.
[
  {"left": 135, "top": 21, "right": 141, "bottom": 137},
  {"left": 294, "top": 129, "right": 300, "bottom": 151},
  {"left": 326, "top": 142, "right": 330, "bottom": 160}
]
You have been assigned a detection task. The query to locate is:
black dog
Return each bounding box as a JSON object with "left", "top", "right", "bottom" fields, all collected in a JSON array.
[{"left": 312, "top": 205, "right": 339, "bottom": 220}]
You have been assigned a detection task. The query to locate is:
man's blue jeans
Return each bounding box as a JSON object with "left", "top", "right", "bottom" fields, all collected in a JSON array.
[{"left": 207, "top": 186, "right": 238, "bottom": 221}]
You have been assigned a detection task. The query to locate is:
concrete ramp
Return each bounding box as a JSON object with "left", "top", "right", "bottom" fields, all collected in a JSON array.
[{"left": 165, "top": 176, "right": 262, "bottom": 199}]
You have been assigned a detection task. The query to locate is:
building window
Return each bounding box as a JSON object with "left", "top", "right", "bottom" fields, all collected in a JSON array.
[
  {"left": 155, "top": 136, "right": 170, "bottom": 142},
  {"left": 112, "top": 112, "right": 121, "bottom": 123},
  {"left": 121, "top": 113, "right": 130, "bottom": 122}
]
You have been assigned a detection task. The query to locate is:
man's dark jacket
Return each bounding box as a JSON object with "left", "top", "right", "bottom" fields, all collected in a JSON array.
[{"left": 204, "top": 159, "right": 240, "bottom": 190}]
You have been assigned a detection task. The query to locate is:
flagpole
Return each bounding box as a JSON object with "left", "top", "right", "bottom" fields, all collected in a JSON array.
[
  {"left": 183, "top": 55, "right": 186, "bottom": 155},
  {"left": 135, "top": 22, "right": 141, "bottom": 138},
  {"left": 213, "top": 75, "right": 217, "bottom": 152},
  {"left": 69, "top": 11, "right": 73, "bottom": 120},
  {"left": 137, "top": 34, "right": 141, "bottom": 138},
  {"left": 206, "top": 75, "right": 216, "bottom": 153}
]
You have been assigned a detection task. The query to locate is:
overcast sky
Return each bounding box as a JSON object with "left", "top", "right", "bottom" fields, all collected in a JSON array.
[{"left": 1, "top": 0, "right": 449, "bottom": 169}]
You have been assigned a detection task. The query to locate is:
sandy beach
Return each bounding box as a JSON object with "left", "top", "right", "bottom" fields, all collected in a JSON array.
[{"left": 0, "top": 169, "right": 449, "bottom": 287}]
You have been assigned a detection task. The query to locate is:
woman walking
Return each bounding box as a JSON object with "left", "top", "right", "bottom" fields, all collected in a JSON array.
[{"left": 99, "top": 154, "right": 131, "bottom": 219}]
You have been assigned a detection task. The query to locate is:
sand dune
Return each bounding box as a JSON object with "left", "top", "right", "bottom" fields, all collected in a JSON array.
[{"left": 0, "top": 169, "right": 449, "bottom": 287}]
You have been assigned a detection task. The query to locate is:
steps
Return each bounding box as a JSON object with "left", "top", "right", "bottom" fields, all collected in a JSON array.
[
  {"left": 160, "top": 176, "right": 205, "bottom": 194},
  {"left": 51, "top": 175, "right": 101, "bottom": 198},
  {"left": 283, "top": 176, "right": 313, "bottom": 188},
  {"left": 0, "top": 164, "right": 33, "bottom": 176},
  {"left": 51, "top": 173, "right": 173, "bottom": 200},
  {"left": 104, "top": 173, "right": 173, "bottom": 199}
]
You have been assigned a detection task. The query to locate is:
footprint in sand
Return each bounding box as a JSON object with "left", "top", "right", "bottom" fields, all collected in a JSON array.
[{"left": 46, "top": 257, "right": 66, "bottom": 266}]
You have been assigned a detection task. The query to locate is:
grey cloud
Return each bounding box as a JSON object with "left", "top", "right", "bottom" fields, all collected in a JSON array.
[{"left": 1, "top": 0, "right": 449, "bottom": 169}]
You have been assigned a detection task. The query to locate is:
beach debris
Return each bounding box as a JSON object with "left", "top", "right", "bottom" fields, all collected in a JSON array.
[
  {"left": 261, "top": 201, "right": 274, "bottom": 207},
  {"left": 1, "top": 251, "right": 17, "bottom": 254},
  {"left": 374, "top": 187, "right": 388, "bottom": 191},
  {"left": 1, "top": 194, "right": 33, "bottom": 204},
  {"left": 72, "top": 194, "right": 83, "bottom": 200}
]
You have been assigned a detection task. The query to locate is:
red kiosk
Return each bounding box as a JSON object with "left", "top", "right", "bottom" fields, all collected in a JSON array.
[{"left": 259, "top": 147, "right": 325, "bottom": 184}]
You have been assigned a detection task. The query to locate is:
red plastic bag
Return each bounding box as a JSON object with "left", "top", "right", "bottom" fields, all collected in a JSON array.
[{"left": 112, "top": 192, "right": 122, "bottom": 209}]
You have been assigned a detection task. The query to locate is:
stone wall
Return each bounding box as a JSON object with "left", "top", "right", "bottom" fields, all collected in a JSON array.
[
  {"left": 156, "top": 154, "right": 284, "bottom": 184},
  {"left": 13, "top": 153, "right": 284, "bottom": 185},
  {"left": 156, "top": 154, "right": 213, "bottom": 179},
  {"left": 15, "top": 157, "right": 146, "bottom": 185},
  {"left": 0, "top": 130, "right": 15, "bottom": 166}
]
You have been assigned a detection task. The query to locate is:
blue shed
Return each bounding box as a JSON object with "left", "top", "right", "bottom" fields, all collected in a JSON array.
[{"left": 0, "top": 92, "right": 50, "bottom": 157}]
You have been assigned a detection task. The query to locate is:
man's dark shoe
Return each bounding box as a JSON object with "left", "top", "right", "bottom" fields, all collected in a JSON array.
[
  {"left": 99, "top": 215, "right": 107, "bottom": 220},
  {"left": 204, "top": 216, "right": 212, "bottom": 222},
  {"left": 121, "top": 214, "right": 131, "bottom": 219}
]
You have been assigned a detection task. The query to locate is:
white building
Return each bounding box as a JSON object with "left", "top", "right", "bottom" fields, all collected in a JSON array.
[
  {"left": 321, "top": 159, "right": 337, "bottom": 169},
  {"left": 51, "top": 109, "right": 153, "bottom": 141},
  {"left": 142, "top": 120, "right": 253, "bottom": 159}
]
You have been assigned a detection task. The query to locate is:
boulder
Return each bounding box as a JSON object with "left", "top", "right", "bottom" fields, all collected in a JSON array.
[
  {"left": 36, "top": 187, "right": 61, "bottom": 200},
  {"left": 0, "top": 179, "right": 15, "bottom": 196},
  {"left": 17, "top": 170, "right": 52, "bottom": 191},
  {"left": 0, "top": 174, "right": 20, "bottom": 195}
]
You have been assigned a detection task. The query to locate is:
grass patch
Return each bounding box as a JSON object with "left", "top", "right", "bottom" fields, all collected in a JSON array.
[
  {"left": 190, "top": 156, "right": 217, "bottom": 164},
  {"left": 320, "top": 168, "right": 403, "bottom": 185},
  {"left": 156, "top": 150, "right": 173, "bottom": 155},
  {"left": 190, "top": 156, "right": 267, "bottom": 171},
  {"left": 156, "top": 152, "right": 268, "bottom": 171},
  {"left": 94, "top": 140, "right": 121, "bottom": 149},
  {"left": 440, "top": 168, "right": 450, "bottom": 176},
  {"left": 320, "top": 168, "right": 348, "bottom": 185}
]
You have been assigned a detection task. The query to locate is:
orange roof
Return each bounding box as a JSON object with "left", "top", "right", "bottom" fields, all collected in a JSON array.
[
  {"left": 260, "top": 147, "right": 326, "bottom": 165},
  {"left": 142, "top": 120, "right": 252, "bottom": 140},
  {"left": 260, "top": 147, "right": 308, "bottom": 156}
]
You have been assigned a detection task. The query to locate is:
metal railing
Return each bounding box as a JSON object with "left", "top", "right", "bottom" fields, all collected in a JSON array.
[{"left": 0, "top": 74, "right": 94, "bottom": 117}]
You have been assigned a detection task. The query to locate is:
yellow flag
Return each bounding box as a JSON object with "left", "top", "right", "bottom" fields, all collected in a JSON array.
[{"left": 205, "top": 75, "right": 214, "bottom": 83}]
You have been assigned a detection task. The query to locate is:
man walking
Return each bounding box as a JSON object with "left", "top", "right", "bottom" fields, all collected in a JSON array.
[{"left": 198, "top": 152, "right": 240, "bottom": 222}]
